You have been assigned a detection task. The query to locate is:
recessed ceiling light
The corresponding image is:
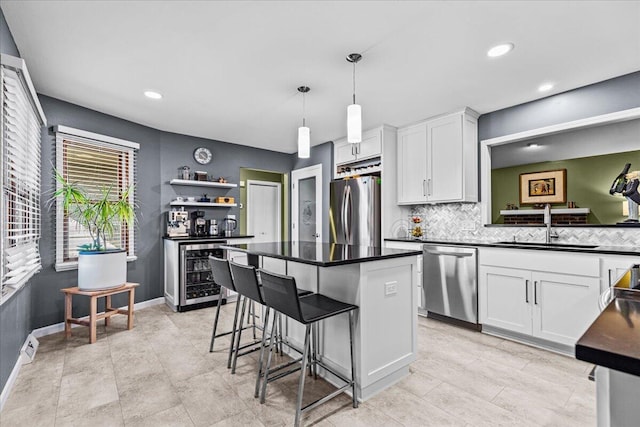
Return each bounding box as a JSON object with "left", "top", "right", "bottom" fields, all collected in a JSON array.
[
  {"left": 144, "top": 90, "right": 163, "bottom": 100},
  {"left": 526, "top": 143, "right": 541, "bottom": 149},
  {"left": 538, "top": 83, "right": 554, "bottom": 92},
  {"left": 487, "top": 43, "right": 514, "bottom": 58}
]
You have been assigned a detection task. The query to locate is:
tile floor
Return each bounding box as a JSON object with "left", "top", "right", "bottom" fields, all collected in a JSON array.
[{"left": 0, "top": 301, "right": 596, "bottom": 426}]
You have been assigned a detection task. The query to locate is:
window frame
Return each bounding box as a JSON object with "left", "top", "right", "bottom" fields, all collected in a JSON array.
[
  {"left": 53, "top": 125, "right": 139, "bottom": 272},
  {"left": 1, "top": 55, "right": 46, "bottom": 303}
]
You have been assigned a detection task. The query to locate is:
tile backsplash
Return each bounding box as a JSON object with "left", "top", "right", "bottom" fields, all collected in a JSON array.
[{"left": 406, "top": 203, "right": 640, "bottom": 247}]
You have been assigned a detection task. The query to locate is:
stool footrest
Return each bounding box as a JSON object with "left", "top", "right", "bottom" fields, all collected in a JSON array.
[{"left": 301, "top": 383, "right": 352, "bottom": 414}]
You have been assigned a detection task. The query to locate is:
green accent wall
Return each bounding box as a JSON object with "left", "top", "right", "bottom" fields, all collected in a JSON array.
[
  {"left": 491, "top": 150, "right": 640, "bottom": 224},
  {"left": 239, "top": 168, "right": 288, "bottom": 239}
]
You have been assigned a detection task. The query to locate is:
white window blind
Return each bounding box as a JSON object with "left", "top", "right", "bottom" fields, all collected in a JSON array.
[
  {"left": 1, "top": 56, "right": 46, "bottom": 299},
  {"left": 54, "top": 126, "right": 138, "bottom": 271}
]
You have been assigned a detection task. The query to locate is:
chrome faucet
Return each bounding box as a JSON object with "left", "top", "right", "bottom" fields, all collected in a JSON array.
[{"left": 544, "top": 204, "right": 559, "bottom": 243}]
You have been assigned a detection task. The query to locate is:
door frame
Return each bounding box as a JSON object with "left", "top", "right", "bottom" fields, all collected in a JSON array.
[
  {"left": 246, "top": 180, "right": 282, "bottom": 242},
  {"left": 291, "top": 164, "right": 322, "bottom": 241}
]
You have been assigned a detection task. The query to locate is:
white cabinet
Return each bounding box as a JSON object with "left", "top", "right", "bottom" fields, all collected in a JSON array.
[
  {"left": 384, "top": 240, "right": 423, "bottom": 310},
  {"left": 479, "top": 248, "right": 600, "bottom": 347},
  {"left": 479, "top": 266, "right": 532, "bottom": 335},
  {"left": 333, "top": 127, "right": 382, "bottom": 169},
  {"left": 397, "top": 108, "right": 478, "bottom": 204}
]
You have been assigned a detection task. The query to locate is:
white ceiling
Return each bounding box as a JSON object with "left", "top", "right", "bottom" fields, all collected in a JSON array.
[{"left": 2, "top": 1, "right": 640, "bottom": 154}]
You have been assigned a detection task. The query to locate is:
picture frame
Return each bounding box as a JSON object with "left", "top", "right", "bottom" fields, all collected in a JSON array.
[{"left": 519, "top": 169, "right": 567, "bottom": 205}]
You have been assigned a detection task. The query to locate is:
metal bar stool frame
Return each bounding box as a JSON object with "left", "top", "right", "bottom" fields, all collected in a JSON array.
[
  {"left": 208, "top": 256, "right": 262, "bottom": 369},
  {"left": 258, "top": 269, "right": 359, "bottom": 427}
]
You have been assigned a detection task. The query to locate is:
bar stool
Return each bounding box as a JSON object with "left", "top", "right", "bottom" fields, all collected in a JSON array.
[
  {"left": 208, "top": 256, "right": 243, "bottom": 369},
  {"left": 230, "top": 262, "right": 313, "bottom": 379},
  {"left": 258, "top": 269, "right": 359, "bottom": 427}
]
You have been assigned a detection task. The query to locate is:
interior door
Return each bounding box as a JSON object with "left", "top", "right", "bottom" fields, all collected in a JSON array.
[
  {"left": 291, "top": 164, "right": 322, "bottom": 242},
  {"left": 247, "top": 180, "right": 281, "bottom": 243}
]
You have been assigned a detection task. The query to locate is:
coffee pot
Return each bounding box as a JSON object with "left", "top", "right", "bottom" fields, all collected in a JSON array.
[{"left": 222, "top": 216, "right": 237, "bottom": 237}]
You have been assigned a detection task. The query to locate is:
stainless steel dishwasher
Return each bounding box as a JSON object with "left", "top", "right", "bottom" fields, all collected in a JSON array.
[{"left": 422, "top": 245, "right": 478, "bottom": 326}]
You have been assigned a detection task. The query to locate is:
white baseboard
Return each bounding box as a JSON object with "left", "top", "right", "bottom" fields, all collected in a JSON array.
[
  {"left": 32, "top": 297, "right": 165, "bottom": 338},
  {"left": 0, "top": 341, "right": 29, "bottom": 412}
]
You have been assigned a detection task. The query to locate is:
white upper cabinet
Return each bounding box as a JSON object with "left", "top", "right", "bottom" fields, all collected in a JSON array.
[
  {"left": 397, "top": 108, "right": 478, "bottom": 204},
  {"left": 333, "top": 127, "right": 382, "bottom": 168}
]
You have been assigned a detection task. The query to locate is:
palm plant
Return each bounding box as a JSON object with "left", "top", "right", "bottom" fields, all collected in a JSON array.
[{"left": 51, "top": 170, "right": 136, "bottom": 252}]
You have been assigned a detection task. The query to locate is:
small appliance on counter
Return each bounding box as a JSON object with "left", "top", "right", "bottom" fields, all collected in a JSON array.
[
  {"left": 190, "top": 210, "right": 208, "bottom": 236},
  {"left": 609, "top": 163, "right": 640, "bottom": 224},
  {"left": 207, "top": 219, "right": 218, "bottom": 237},
  {"left": 222, "top": 215, "right": 237, "bottom": 237},
  {"left": 166, "top": 208, "right": 189, "bottom": 237}
]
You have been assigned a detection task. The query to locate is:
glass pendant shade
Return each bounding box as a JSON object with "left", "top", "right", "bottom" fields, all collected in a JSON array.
[
  {"left": 347, "top": 103, "right": 362, "bottom": 143},
  {"left": 298, "top": 126, "right": 310, "bottom": 158}
]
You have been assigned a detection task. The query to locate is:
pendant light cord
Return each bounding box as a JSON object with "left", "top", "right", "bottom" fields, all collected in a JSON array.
[
  {"left": 302, "top": 91, "right": 306, "bottom": 127},
  {"left": 352, "top": 61, "right": 357, "bottom": 104}
]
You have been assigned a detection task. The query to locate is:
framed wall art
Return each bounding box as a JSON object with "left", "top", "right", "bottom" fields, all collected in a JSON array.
[{"left": 519, "top": 169, "right": 567, "bottom": 205}]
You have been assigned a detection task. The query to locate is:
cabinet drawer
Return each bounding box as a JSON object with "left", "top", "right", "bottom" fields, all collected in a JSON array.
[{"left": 479, "top": 248, "right": 599, "bottom": 277}]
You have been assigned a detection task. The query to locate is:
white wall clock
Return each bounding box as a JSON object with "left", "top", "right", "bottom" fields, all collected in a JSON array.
[{"left": 194, "top": 147, "right": 212, "bottom": 165}]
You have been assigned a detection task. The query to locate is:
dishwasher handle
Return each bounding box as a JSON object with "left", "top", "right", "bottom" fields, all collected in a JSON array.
[{"left": 424, "top": 249, "right": 474, "bottom": 257}]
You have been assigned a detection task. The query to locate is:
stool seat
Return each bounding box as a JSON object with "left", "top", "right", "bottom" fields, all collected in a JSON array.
[
  {"left": 299, "top": 294, "right": 358, "bottom": 324},
  {"left": 258, "top": 269, "right": 359, "bottom": 427}
]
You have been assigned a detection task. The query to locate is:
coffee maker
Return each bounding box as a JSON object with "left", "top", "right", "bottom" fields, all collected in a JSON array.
[
  {"left": 190, "top": 210, "right": 208, "bottom": 237},
  {"left": 166, "top": 208, "right": 189, "bottom": 237}
]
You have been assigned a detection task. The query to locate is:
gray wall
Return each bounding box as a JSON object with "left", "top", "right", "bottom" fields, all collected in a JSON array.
[
  {"left": 0, "top": 6, "right": 29, "bottom": 393},
  {"left": 33, "top": 95, "right": 163, "bottom": 329},
  {"left": 291, "top": 141, "right": 333, "bottom": 241},
  {"left": 160, "top": 131, "right": 293, "bottom": 227},
  {"left": 479, "top": 71, "right": 640, "bottom": 141}
]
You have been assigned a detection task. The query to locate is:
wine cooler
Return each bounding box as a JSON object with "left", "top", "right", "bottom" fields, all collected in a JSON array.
[{"left": 164, "top": 239, "right": 227, "bottom": 312}]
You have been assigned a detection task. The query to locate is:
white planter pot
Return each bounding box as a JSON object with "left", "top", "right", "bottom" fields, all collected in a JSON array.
[{"left": 78, "top": 250, "right": 127, "bottom": 291}]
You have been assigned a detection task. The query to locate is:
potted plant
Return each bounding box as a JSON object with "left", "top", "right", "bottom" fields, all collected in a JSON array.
[{"left": 51, "top": 170, "right": 136, "bottom": 291}]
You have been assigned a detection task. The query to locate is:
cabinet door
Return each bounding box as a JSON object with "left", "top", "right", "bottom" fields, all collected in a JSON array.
[
  {"left": 479, "top": 266, "right": 532, "bottom": 335},
  {"left": 427, "top": 113, "right": 463, "bottom": 202},
  {"left": 334, "top": 139, "right": 357, "bottom": 165},
  {"left": 397, "top": 124, "right": 428, "bottom": 204},
  {"left": 357, "top": 129, "right": 382, "bottom": 159},
  {"left": 531, "top": 272, "right": 600, "bottom": 346}
]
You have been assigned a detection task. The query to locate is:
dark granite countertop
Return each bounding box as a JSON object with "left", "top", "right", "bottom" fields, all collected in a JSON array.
[
  {"left": 384, "top": 238, "right": 640, "bottom": 256},
  {"left": 576, "top": 288, "right": 640, "bottom": 377},
  {"left": 163, "top": 235, "right": 254, "bottom": 241},
  {"left": 221, "top": 241, "right": 422, "bottom": 267}
]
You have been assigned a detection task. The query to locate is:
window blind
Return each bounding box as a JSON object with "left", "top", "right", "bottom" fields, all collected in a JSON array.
[
  {"left": 54, "top": 128, "right": 138, "bottom": 270},
  {"left": 1, "top": 59, "right": 46, "bottom": 296}
]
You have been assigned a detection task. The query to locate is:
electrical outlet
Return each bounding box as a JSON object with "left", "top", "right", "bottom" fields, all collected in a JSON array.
[
  {"left": 461, "top": 220, "right": 476, "bottom": 231},
  {"left": 385, "top": 281, "right": 398, "bottom": 296}
]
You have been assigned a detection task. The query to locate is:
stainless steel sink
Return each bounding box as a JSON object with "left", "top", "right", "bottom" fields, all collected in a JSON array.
[{"left": 497, "top": 241, "right": 599, "bottom": 249}]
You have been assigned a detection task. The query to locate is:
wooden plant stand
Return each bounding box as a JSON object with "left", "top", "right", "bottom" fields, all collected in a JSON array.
[{"left": 61, "top": 282, "right": 139, "bottom": 344}]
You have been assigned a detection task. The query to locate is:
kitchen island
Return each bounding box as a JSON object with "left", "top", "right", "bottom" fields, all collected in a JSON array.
[
  {"left": 576, "top": 268, "right": 640, "bottom": 427},
  {"left": 222, "top": 241, "right": 422, "bottom": 401}
]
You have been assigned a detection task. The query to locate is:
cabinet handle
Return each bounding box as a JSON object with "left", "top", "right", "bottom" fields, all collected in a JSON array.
[
  {"left": 427, "top": 178, "right": 432, "bottom": 196},
  {"left": 356, "top": 143, "right": 361, "bottom": 154},
  {"left": 422, "top": 180, "right": 427, "bottom": 196},
  {"left": 351, "top": 145, "right": 355, "bottom": 156},
  {"left": 525, "top": 280, "right": 529, "bottom": 303},
  {"left": 608, "top": 269, "right": 613, "bottom": 287},
  {"left": 534, "top": 281, "right": 538, "bottom": 305}
]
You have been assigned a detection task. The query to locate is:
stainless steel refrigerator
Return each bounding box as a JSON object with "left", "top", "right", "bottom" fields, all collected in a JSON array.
[{"left": 330, "top": 176, "right": 381, "bottom": 247}]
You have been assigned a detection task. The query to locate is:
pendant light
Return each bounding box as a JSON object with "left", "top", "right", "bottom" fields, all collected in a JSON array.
[
  {"left": 346, "top": 53, "right": 362, "bottom": 144},
  {"left": 297, "top": 86, "right": 311, "bottom": 159}
]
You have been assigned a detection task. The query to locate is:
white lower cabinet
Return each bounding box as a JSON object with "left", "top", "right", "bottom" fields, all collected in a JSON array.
[{"left": 479, "top": 248, "right": 600, "bottom": 347}]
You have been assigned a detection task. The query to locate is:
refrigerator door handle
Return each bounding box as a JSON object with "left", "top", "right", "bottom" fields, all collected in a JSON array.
[
  {"left": 345, "top": 185, "right": 352, "bottom": 244},
  {"left": 341, "top": 184, "right": 349, "bottom": 244}
]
